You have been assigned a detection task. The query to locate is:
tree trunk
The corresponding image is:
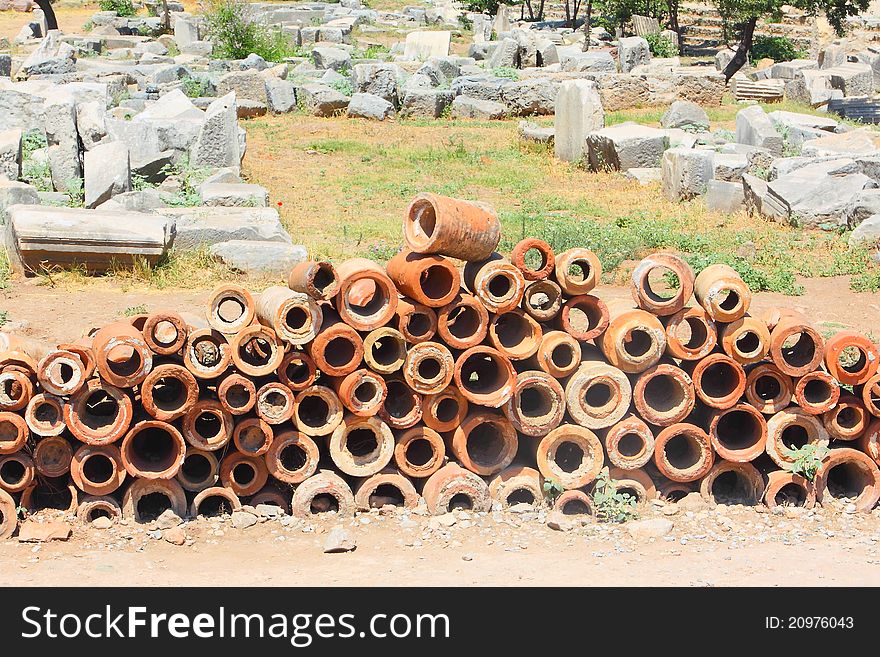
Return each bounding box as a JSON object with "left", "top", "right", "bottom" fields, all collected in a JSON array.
[
  {"left": 581, "top": 0, "right": 592, "bottom": 51},
  {"left": 34, "top": 0, "right": 58, "bottom": 31},
  {"left": 569, "top": 0, "right": 581, "bottom": 29},
  {"left": 161, "top": 0, "right": 171, "bottom": 33},
  {"left": 525, "top": 0, "right": 534, "bottom": 21},
  {"left": 537, "top": 0, "right": 545, "bottom": 21},
  {"left": 668, "top": 0, "right": 681, "bottom": 54},
  {"left": 722, "top": 15, "right": 757, "bottom": 82}
]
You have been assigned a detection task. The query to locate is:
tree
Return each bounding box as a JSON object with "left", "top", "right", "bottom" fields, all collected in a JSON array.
[
  {"left": 717, "top": 0, "right": 870, "bottom": 82},
  {"left": 35, "top": 0, "right": 59, "bottom": 31}
]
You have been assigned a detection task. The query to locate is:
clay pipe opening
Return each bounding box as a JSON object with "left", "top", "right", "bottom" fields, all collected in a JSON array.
[{"left": 121, "top": 420, "right": 186, "bottom": 479}]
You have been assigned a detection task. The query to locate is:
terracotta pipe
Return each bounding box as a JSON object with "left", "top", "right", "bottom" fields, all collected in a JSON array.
[
  {"left": 699, "top": 461, "right": 765, "bottom": 505},
  {"left": 128, "top": 314, "right": 149, "bottom": 332},
  {"left": 91, "top": 321, "right": 153, "bottom": 388},
  {"left": 37, "top": 349, "right": 87, "bottom": 397},
  {"left": 564, "top": 356, "right": 632, "bottom": 430},
  {"left": 720, "top": 315, "right": 771, "bottom": 366},
  {"left": 141, "top": 363, "right": 199, "bottom": 421},
  {"left": 421, "top": 462, "right": 492, "bottom": 515},
  {"left": 422, "top": 386, "right": 468, "bottom": 433},
  {"left": 763, "top": 470, "right": 815, "bottom": 509},
  {"left": 142, "top": 311, "right": 188, "bottom": 356},
  {"left": 608, "top": 467, "right": 657, "bottom": 505},
  {"left": 708, "top": 403, "right": 768, "bottom": 462},
  {"left": 558, "top": 294, "right": 609, "bottom": 341},
  {"left": 250, "top": 487, "right": 291, "bottom": 514},
  {"left": 278, "top": 351, "right": 317, "bottom": 391},
  {"left": 386, "top": 250, "right": 460, "bottom": 308},
  {"left": 265, "top": 430, "right": 320, "bottom": 484},
  {"left": 219, "top": 452, "right": 269, "bottom": 497},
  {"left": 206, "top": 284, "right": 255, "bottom": 334},
  {"left": 0, "top": 334, "right": 52, "bottom": 361},
  {"left": 64, "top": 379, "right": 133, "bottom": 445},
  {"left": 437, "top": 293, "right": 489, "bottom": 350},
  {"left": 767, "top": 310, "right": 825, "bottom": 377},
  {"left": 451, "top": 411, "right": 517, "bottom": 476},
  {"left": 176, "top": 448, "right": 219, "bottom": 492},
  {"left": 255, "top": 382, "right": 296, "bottom": 425},
  {"left": 453, "top": 346, "right": 515, "bottom": 408},
  {"left": 217, "top": 372, "right": 257, "bottom": 415},
  {"left": 862, "top": 373, "right": 880, "bottom": 417},
  {"left": 536, "top": 424, "right": 604, "bottom": 490},
  {"left": 182, "top": 399, "right": 234, "bottom": 451},
  {"left": 0, "top": 368, "right": 32, "bottom": 413},
  {"left": 335, "top": 258, "right": 399, "bottom": 331},
  {"left": 121, "top": 420, "right": 186, "bottom": 479},
  {"left": 0, "top": 452, "right": 34, "bottom": 493},
  {"left": 744, "top": 363, "right": 793, "bottom": 415},
  {"left": 503, "top": 370, "right": 565, "bottom": 437},
  {"left": 765, "top": 407, "right": 829, "bottom": 469},
  {"left": 488, "top": 309, "right": 542, "bottom": 361},
  {"left": 599, "top": 300, "right": 666, "bottom": 374},
  {"left": 70, "top": 444, "right": 126, "bottom": 496},
  {"left": 307, "top": 316, "right": 364, "bottom": 377},
  {"left": 404, "top": 192, "right": 500, "bottom": 261},
  {"left": 21, "top": 478, "right": 78, "bottom": 514},
  {"left": 824, "top": 331, "right": 879, "bottom": 386},
  {"left": 58, "top": 342, "right": 96, "bottom": 380},
  {"left": 394, "top": 298, "right": 437, "bottom": 344},
  {"left": 522, "top": 279, "right": 563, "bottom": 322},
  {"left": 353, "top": 469, "right": 420, "bottom": 510},
  {"left": 793, "top": 370, "right": 840, "bottom": 415},
  {"left": 288, "top": 260, "right": 340, "bottom": 300},
  {"left": 402, "top": 341, "right": 454, "bottom": 394},
  {"left": 530, "top": 330, "right": 581, "bottom": 379},
  {"left": 462, "top": 254, "right": 526, "bottom": 314},
  {"left": 553, "top": 248, "right": 602, "bottom": 296},
  {"left": 183, "top": 328, "right": 231, "bottom": 379},
  {"left": 689, "top": 353, "right": 746, "bottom": 410},
  {"left": 362, "top": 327, "right": 406, "bottom": 374},
  {"left": 652, "top": 423, "right": 714, "bottom": 483},
  {"left": 825, "top": 395, "right": 869, "bottom": 441},
  {"left": 858, "top": 419, "right": 880, "bottom": 465},
  {"left": 630, "top": 253, "right": 694, "bottom": 316},
  {"left": 77, "top": 495, "right": 123, "bottom": 524},
  {"left": 122, "top": 478, "right": 187, "bottom": 523},
  {"left": 632, "top": 364, "right": 695, "bottom": 427},
  {"left": 230, "top": 324, "right": 284, "bottom": 378},
  {"left": 393, "top": 426, "right": 446, "bottom": 478},
  {"left": 488, "top": 466, "right": 545, "bottom": 508},
  {"left": 663, "top": 306, "right": 717, "bottom": 361},
  {"left": 657, "top": 481, "right": 693, "bottom": 502},
  {"left": 33, "top": 436, "right": 73, "bottom": 478},
  {"left": 255, "top": 286, "right": 323, "bottom": 346},
  {"left": 814, "top": 447, "right": 880, "bottom": 512},
  {"left": 293, "top": 385, "right": 344, "bottom": 437},
  {"left": 190, "top": 486, "right": 242, "bottom": 517},
  {"left": 24, "top": 393, "right": 66, "bottom": 437},
  {"left": 329, "top": 414, "right": 395, "bottom": 477},
  {"left": 290, "top": 469, "right": 356, "bottom": 518},
  {"left": 603, "top": 415, "right": 655, "bottom": 470},
  {"left": 233, "top": 417, "right": 274, "bottom": 457},
  {"left": 332, "top": 368, "right": 387, "bottom": 416},
  {"left": 694, "top": 263, "right": 751, "bottom": 322},
  {"left": 552, "top": 490, "right": 594, "bottom": 517},
  {"left": 0, "top": 488, "right": 16, "bottom": 539},
  {"left": 511, "top": 238, "right": 555, "bottom": 281}
]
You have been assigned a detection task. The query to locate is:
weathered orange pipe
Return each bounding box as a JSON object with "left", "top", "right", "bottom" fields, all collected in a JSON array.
[
  {"left": 0, "top": 488, "right": 16, "bottom": 539},
  {"left": 329, "top": 414, "right": 395, "bottom": 477},
  {"left": 511, "top": 238, "right": 555, "bottom": 281},
  {"left": 0, "top": 368, "right": 32, "bottom": 413},
  {"left": 265, "top": 430, "right": 320, "bottom": 484},
  {"left": 335, "top": 258, "right": 399, "bottom": 331},
  {"left": 522, "top": 279, "right": 563, "bottom": 322},
  {"left": 554, "top": 248, "right": 602, "bottom": 296},
  {"left": 814, "top": 447, "right": 880, "bottom": 512},
  {"left": 394, "top": 298, "right": 437, "bottom": 344},
  {"left": 255, "top": 382, "right": 295, "bottom": 425},
  {"left": 64, "top": 380, "right": 133, "bottom": 445},
  {"left": 141, "top": 363, "right": 199, "bottom": 421},
  {"left": 793, "top": 370, "right": 840, "bottom": 415},
  {"left": 182, "top": 399, "right": 234, "bottom": 451},
  {"left": 720, "top": 315, "right": 771, "bottom": 365},
  {"left": 421, "top": 462, "right": 492, "bottom": 515},
  {"left": 393, "top": 426, "right": 446, "bottom": 478},
  {"left": 307, "top": 317, "right": 364, "bottom": 377},
  {"left": 122, "top": 478, "right": 187, "bottom": 523},
  {"left": 825, "top": 395, "right": 869, "bottom": 441},
  {"left": 0, "top": 451, "right": 34, "bottom": 493},
  {"left": 663, "top": 306, "right": 717, "bottom": 361},
  {"left": 609, "top": 467, "right": 657, "bottom": 505},
  {"left": 765, "top": 407, "right": 829, "bottom": 469},
  {"left": 121, "top": 420, "right": 186, "bottom": 479},
  {"left": 142, "top": 311, "right": 188, "bottom": 356},
  {"left": 37, "top": 349, "right": 87, "bottom": 397},
  {"left": 77, "top": 495, "right": 122, "bottom": 524},
  {"left": 183, "top": 328, "right": 231, "bottom": 379},
  {"left": 530, "top": 330, "right": 581, "bottom": 379},
  {"left": 354, "top": 469, "right": 420, "bottom": 510},
  {"left": 488, "top": 466, "right": 544, "bottom": 508},
  {"left": 233, "top": 417, "right": 274, "bottom": 457},
  {"left": 699, "top": 461, "right": 765, "bottom": 505},
  {"left": 255, "top": 286, "right": 323, "bottom": 346},
  {"left": 708, "top": 403, "right": 768, "bottom": 462},
  {"left": 689, "top": 353, "right": 746, "bottom": 410},
  {"left": 293, "top": 385, "right": 344, "bottom": 437},
  {"left": 422, "top": 386, "right": 468, "bottom": 433},
  {"left": 599, "top": 300, "right": 666, "bottom": 374},
  {"left": 862, "top": 373, "right": 880, "bottom": 417},
  {"left": 91, "top": 321, "right": 153, "bottom": 388},
  {"left": 632, "top": 364, "right": 695, "bottom": 427},
  {"left": 332, "top": 368, "right": 387, "bottom": 416},
  {"left": 219, "top": 452, "right": 269, "bottom": 497},
  {"left": 386, "top": 249, "right": 460, "bottom": 308},
  {"left": 558, "top": 294, "right": 609, "bottom": 341},
  {"left": 630, "top": 253, "right": 694, "bottom": 316},
  {"left": 206, "top": 284, "right": 255, "bottom": 334},
  {"left": 278, "top": 351, "right": 317, "bottom": 391},
  {"left": 603, "top": 415, "right": 655, "bottom": 470},
  {"left": 176, "top": 448, "right": 219, "bottom": 492},
  {"left": 190, "top": 486, "right": 242, "bottom": 517},
  {"left": 451, "top": 411, "right": 518, "bottom": 476},
  {"left": 217, "top": 372, "right": 257, "bottom": 415},
  {"left": 564, "top": 356, "right": 632, "bottom": 429},
  {"left": 824, "top": 331, "right": 879, "bottom": 386},
  {"left": 767, "top": 310, "right": 825, "bottom": 377},
  {"left": 763, "top": 470, "right": 814, "bottom": 509},
  {"left": 230, "top": 324, "right": 284, "bottom": 378},
  {"left": 694, "top": 263, "right": 751, "bottom": 322},
  {"left": 503, "top": 370, "right": 565, "bottom": 437},
  {"left": 70, "top": 444, "right": 126, "bottom": 496},
  {"left": 404, "top": 192, "right": 501, "bottom": 261},
  {"left": 33, "top": 436, "right": 73, "bottom": 478},
  {"left": 453, "top": 346, "right": 515, "bottom": 408},
  {"left": 402, "top": 341, "right": 454, "bottom": 394},
  {"left": 290, "top": 469, "right": 356, "bottom": 518},
  {"left": 652, "top": 423, "right": 714, "bottom": 483},
  {"left": 488, "top": 309, "right": 542, "bottom": 361},
  {"left": 462, "top": 255, "right": 526, "bottom": 314},
  {"left": 288, "top": 260, "right": 339, "bottom": 300},
  {"left": 744, "top": 363, "right": 793, "bottom": 415},
  {"left": 536, "top": 424, "right": 604, "bottom": 490},
  {"left": 437, "top": 293, "right": 489, "bottom": 350},
  {"left": 24, "top": 393, "right": 66, "bottom": 437}
]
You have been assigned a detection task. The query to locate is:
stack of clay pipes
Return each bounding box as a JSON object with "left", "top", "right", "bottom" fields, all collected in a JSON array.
[{"left": 1, "top": 192, "right": 880, "bottom": 539}]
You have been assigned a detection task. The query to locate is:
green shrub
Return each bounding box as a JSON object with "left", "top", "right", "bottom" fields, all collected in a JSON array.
[
  {"left": 99, "top": 0, "right": 137, "bottom": 17},
  {"left": 181, "top": 76, "right": 212, "bottom": 98},
  {"left": 644, "top": 32, "right": 676, "bottom": 58},
  {"left": 492, "top": 66, "right": 519, "bottom": 80},
  {"left": 749, "top": 35, "right": 804, "bottom": 64},
  {"left": 204, "top": 0, "right": 301, "bottom": 61}
]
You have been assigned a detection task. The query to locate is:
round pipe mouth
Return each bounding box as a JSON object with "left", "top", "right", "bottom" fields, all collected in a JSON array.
[
  {"left": 330, "top": 418, "right": 395, "bottom": 477},
  {"left": 395, "top": 427, "right": 446, "bottom": 478},
  {"left": 654, "top": 424, "right": 714, "bottom": 482},
  {"left": 65, "top": 381, "right": 133, "bottom": 445},
  {"left": 183, "top": 401, "right": 233, "bottom": 451},
  {"left": 142, "top": 364, "right": 199, "bottom": 421},
  {"left": 208, "top": 286, "right": 254, "bottom": 333},
  {"left": 605, "top": 416, "right": 655, "bottom": 470},
  {"left": 143, "top": 312, "right": 188, "bottom": 355},
  {"left": 489, "top": 310, "right": 541, "bottom": 360},
  {"left": 232, "top": 326, "right": 283, "bottom": 377},
  {"left": 405, "top": 197, "right": 437, "bottom": 250},
  {"left": 795, "top": 372, "right": 840, "bottom": 414},
  {"left": 34, "top": 436, "right": 73, "bottom": 478},
  {"left": 745, "top": 364, "right": 792, "bottom": 414},
  {"left": 511, "top": 238, "right": 555, "bottom": 281},
  {"left": 256, "top": 383, "right": 295, "bottom": 425},
  {"left": 221, "top": 453, "right": 269, "bottom": 497},
  {"left": 693, "top": 355, "right": 745, "bottom": 408},
  {"left": 504, "top": 371, "right": 565, "bottom": 437},
  {"left": 665, "top": 309, "right": 716, "bottom": 360},
  {"left": 290, "top": 260, "right": 339, "bottom": 300},
  {"left": 702, "top": 463, "right": 764, "bottom": 505},
  {"left": 338, "top": 271, "right": 398, "bottom": 330},
  {"left": 0, "top": 453, "right": 34, "bottom": 492},
  {"left": 0, "top": 370, "right": 33, "bottom": 412},
  {"left": 184, "top": 329, "right": 231, "bottom": 379},
  {"left": 454, "top": 347, "right": 514, "bottom": 407},
  {"left": 710, "top": 404, "right": 767, "bottom": 462},
  {"left": 523, "top": 280, "right": 562, "bottom": 321},
  {"left": 554, "top": 490, "right": 594, "bottom": 517},
  {"left": 397, "top": 305, "right": 436, "bottom": 342},
  {"left": 122, "top": 421, "right": 186, "bottom": 479},
  {"left": 422, "top": 387, "right": 468, "bottom": 433},
  {"left": 454, "top": 414, "right": 517, "bottom": 476},
  {"left": 279, "top": 351, "right": 317, "bottom": 391},
  {"left": 218, "top": 374, "right": 256, "bottom": 415},
  {"left": 294, "top": 386, "right": 343, "bottom": 436},
  {"left": 233, "top": 418, "right": 274, "bottom": 456},
  {"left": 537, "top": 425, "right": 604, "bottom": 489},
  {"left": 439, "top": 294, "right": 488, "bottom": 349},
  {"left": 25, "top": 394, "right": 65, "bottom": 437},
  {"left": 378, "top": 377, "right": 423, "bottom": 429},
  {"left": 267, "top": 431, "right": 319, "bottom": 484},
  {"left": 560, "top": 295, "right": 609, "bottom": 341},
  {"left": 176, "top": 449, "right": 219, "bottom": 492},
  {"left": 363, "top": 328, "right": 406, "bottom": 373},
  {"left": 634, "top": 365, "right": 694, "bottom": 426},
  {"left": 191, "top": 486, "right": 242, "bottom": 518},
  {"left": 291, "top": 472, "right": 355, "bottom": 518},
  {"left": 77, "top": 496, "right": 122, "bottom": 524},
  {"left": 72, "top": 445, "right": 125, "bottom": 496},
  {"left": 38, "top": 350, "right": 86, "bottom": 396}
]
